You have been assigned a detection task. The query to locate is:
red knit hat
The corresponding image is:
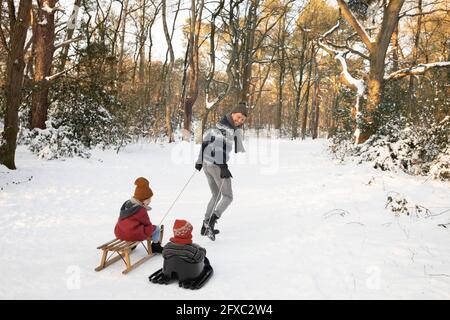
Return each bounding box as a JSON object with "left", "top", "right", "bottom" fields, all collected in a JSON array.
[{"left": 170, "top": 219, "right": 193, "bottom": 245}]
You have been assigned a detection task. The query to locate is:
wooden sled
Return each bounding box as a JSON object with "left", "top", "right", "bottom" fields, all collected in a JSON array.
[{"left": 95, "top": 225, "right": 164, "bottom": 275}]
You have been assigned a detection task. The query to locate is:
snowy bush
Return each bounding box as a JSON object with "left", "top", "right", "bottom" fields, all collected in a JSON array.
[
  {"left": 49, "top": 78, "right": 126, "bottom": 149},
  {"left": 330, "top": 115, "right": 449, "bottom": 181},
  {"left": 329, "top": 131, "right": 354, "bottom": 162},
  {"left": 429, "top": 152, "right": 450, "bottom": 181},
  {"left": 21, "top": 120, "right": 90, "bottom": 160}
]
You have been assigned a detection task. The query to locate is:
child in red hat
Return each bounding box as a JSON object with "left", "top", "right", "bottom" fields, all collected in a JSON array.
[
  {"left": 162, "top": 219, "right": 207, "bottom": 263},
  {"left": 114, "top": 177, "right": 163, "bottom": 253}
]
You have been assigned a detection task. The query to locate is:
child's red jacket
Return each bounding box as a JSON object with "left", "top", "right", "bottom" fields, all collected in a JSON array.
[{"left": 114, "top": 199, "right": 156, "bottom": 241}]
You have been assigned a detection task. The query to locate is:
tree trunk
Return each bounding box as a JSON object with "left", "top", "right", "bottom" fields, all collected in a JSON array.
[
  {"left": 407, "top": 0, "right": 422, "bottom": 118},
  {"left": 327, "top": 82, "right": 339, "bottom": 139},
  {"left": 117, "top": 0, "right": 129, "bottom": 92},
  {"left": 239, "top": 0, "right": 258, "bottom": 105},
  {"left": 0, "top": 0, "right": 33, "bottom": 169},
  {"left": 301, "top": 45, "right": 314, "bottom": 140},
  {"left": 356, "top": 49, "right": 386, "bottom": 143},
  {"left": 311, "top": 57, "right": 320, "bottom": 139},
  {"left": 201, "top": 0, "right": 226, "bottom": 136},
  {"left": 391, "top": 24, "right": 400, "bottom": 72},
  {"left": 292, "top": 33, "right": 307, "bottom": 139},
  {"left": 161, "top": 0, "right": 178, "bottom": 143},
  {"left": 31, "top": 0, "right": 57, "bottom": 129},
  {"left": 183, "top": 0, "right": 203, "bottom": 141},
  {"left": 275, "top": 9, "right": 286, "bottom": 131},
  {"left": 138, "top": 0, "right": 146, "bottom": 87}
]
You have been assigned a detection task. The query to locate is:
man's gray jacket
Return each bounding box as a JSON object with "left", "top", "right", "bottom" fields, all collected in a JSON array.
[{"left": 196, "top": 113, "right": 245, "bottom": 165}]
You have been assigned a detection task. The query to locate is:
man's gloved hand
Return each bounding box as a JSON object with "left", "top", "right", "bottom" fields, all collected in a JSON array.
[
  {"left": 195, "top": 163, "right": 203, "bottom": 171},
  {"left": 218, "top": 164, "right": 232, "bottom": 179}
]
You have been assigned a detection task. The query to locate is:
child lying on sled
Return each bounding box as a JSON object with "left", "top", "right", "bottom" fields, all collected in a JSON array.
[{"left": 114, "top": 177, "right": 163, "bottom": 253}]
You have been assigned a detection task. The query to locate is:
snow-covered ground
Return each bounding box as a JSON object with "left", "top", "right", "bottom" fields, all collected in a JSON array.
[{"left": 0, "top": 138, "right": 449, "bottom": 299}]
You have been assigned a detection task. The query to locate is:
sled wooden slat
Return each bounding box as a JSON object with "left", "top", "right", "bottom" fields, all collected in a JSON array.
[
  {"left": 113, "top": 240, "right": 138, "bottom": 252},
  {"left": 95, "top": 225, "right": 164, "bottom": 275},
  {"left": 109, "top": 240, "right": 134, "bottom": 251},
  {"left": 97, "top": 238, "right": 122, "bottom": 250}
]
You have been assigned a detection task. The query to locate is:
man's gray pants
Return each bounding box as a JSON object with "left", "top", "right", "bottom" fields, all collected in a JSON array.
[{"left": 203, "top": 162, "right": 233, "bottom": 220}]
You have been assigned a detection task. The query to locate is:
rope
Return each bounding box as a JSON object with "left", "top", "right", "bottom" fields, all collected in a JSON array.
[{"left": 158, "top": 170, "right": 197, "bottom": 226}]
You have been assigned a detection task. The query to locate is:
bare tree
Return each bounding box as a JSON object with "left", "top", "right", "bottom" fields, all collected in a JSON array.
[
  {"left": 202, "top": 0, "right": 229, "bottom": 135},
  {"left": 0, "top": 0, "right": 33, "bottom": 169},
  {"left": 158, "top": 0, "right": 181, "bottom": 142},
  {"left": 275, "top": 3, "right": 287, "bottom": 130},
  {"left": 310, "top": 55, "right": 321, "bottom": 139},
  {"left": 288, "top": 30, "right": 308, "bottom": 139},
  {"left": 239, "top": 0, "right": 259, "bottom": 105},
  {"left": 406, "top": 0, "right": 422, "bottom": 117},
  {"left": 117, "top": 0, "right": 129, "bottom": 91},
  {"left": 301, "top": 43, "right": 315, "bottom": 140},
  {"left": 182, "top": 0, "right": 204, "bottom": 141}
]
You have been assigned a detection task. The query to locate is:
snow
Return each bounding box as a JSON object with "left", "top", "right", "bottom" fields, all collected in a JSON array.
[
  {"left": 41, "top": 4, "right": 62, "bottom": 14},
  {"left": 38, "top": 18, "right": 48, "bottom": 26},
  {"left": 0, "top": 138, "right": 449, "bottom": 299},
  {"left": 42, "top": 4, "right": 53, "bottom": 14}
]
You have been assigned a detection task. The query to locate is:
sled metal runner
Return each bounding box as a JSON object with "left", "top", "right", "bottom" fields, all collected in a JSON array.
[
  {"left": 95, "top": 225, "right": 164, "bottom": 274},
  {"left": 148, "top": 256, "right": 213, "bottom": 290}
]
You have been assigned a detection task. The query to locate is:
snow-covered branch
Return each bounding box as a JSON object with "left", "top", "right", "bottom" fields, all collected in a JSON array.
[
  {"left": 41, "top": 3, "right": 64, "bottom": 14},
  {"left": 205, "top": 94, "right": 220, "bottom": 110},
  {"left": 54, "top": 36, "right": 83, "bottom": 50},
  {"left": 45, "top": 65, "right": 75, "bottom": 82},
  {"left": 385, "top": 62, "right": 450, "bottom": 81},
  {"left": 336, "top": 0, "right": 374, "bottom": 51},
  {"left": 322, "top": 20, "right": 340, "bottom": 39},
  {"left": 318, "top": 24, "right": 365, "bottom": 96},
  {"left": 318, "top": 20, "right": 366, "bottom": 145},
  {"left": 335, "top": 53, "right": 365, "bottom": 96}
]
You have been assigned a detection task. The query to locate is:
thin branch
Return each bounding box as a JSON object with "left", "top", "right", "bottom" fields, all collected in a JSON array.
[
  {"left": 400, "top": 8, "right": 449, "bottom": 18},
  {"left": 325, "top": 41, "right": 370, "bottom": 60}
]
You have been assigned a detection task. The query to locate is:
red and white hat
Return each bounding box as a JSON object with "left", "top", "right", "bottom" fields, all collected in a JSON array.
[{"left": 170, "top": 219, "right": 193, "bottom": 245}]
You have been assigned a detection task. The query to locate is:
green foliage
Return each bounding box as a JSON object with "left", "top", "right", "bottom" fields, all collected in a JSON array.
[{"left": 49, "top": 77, "right": 126, "bottom": 149}]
